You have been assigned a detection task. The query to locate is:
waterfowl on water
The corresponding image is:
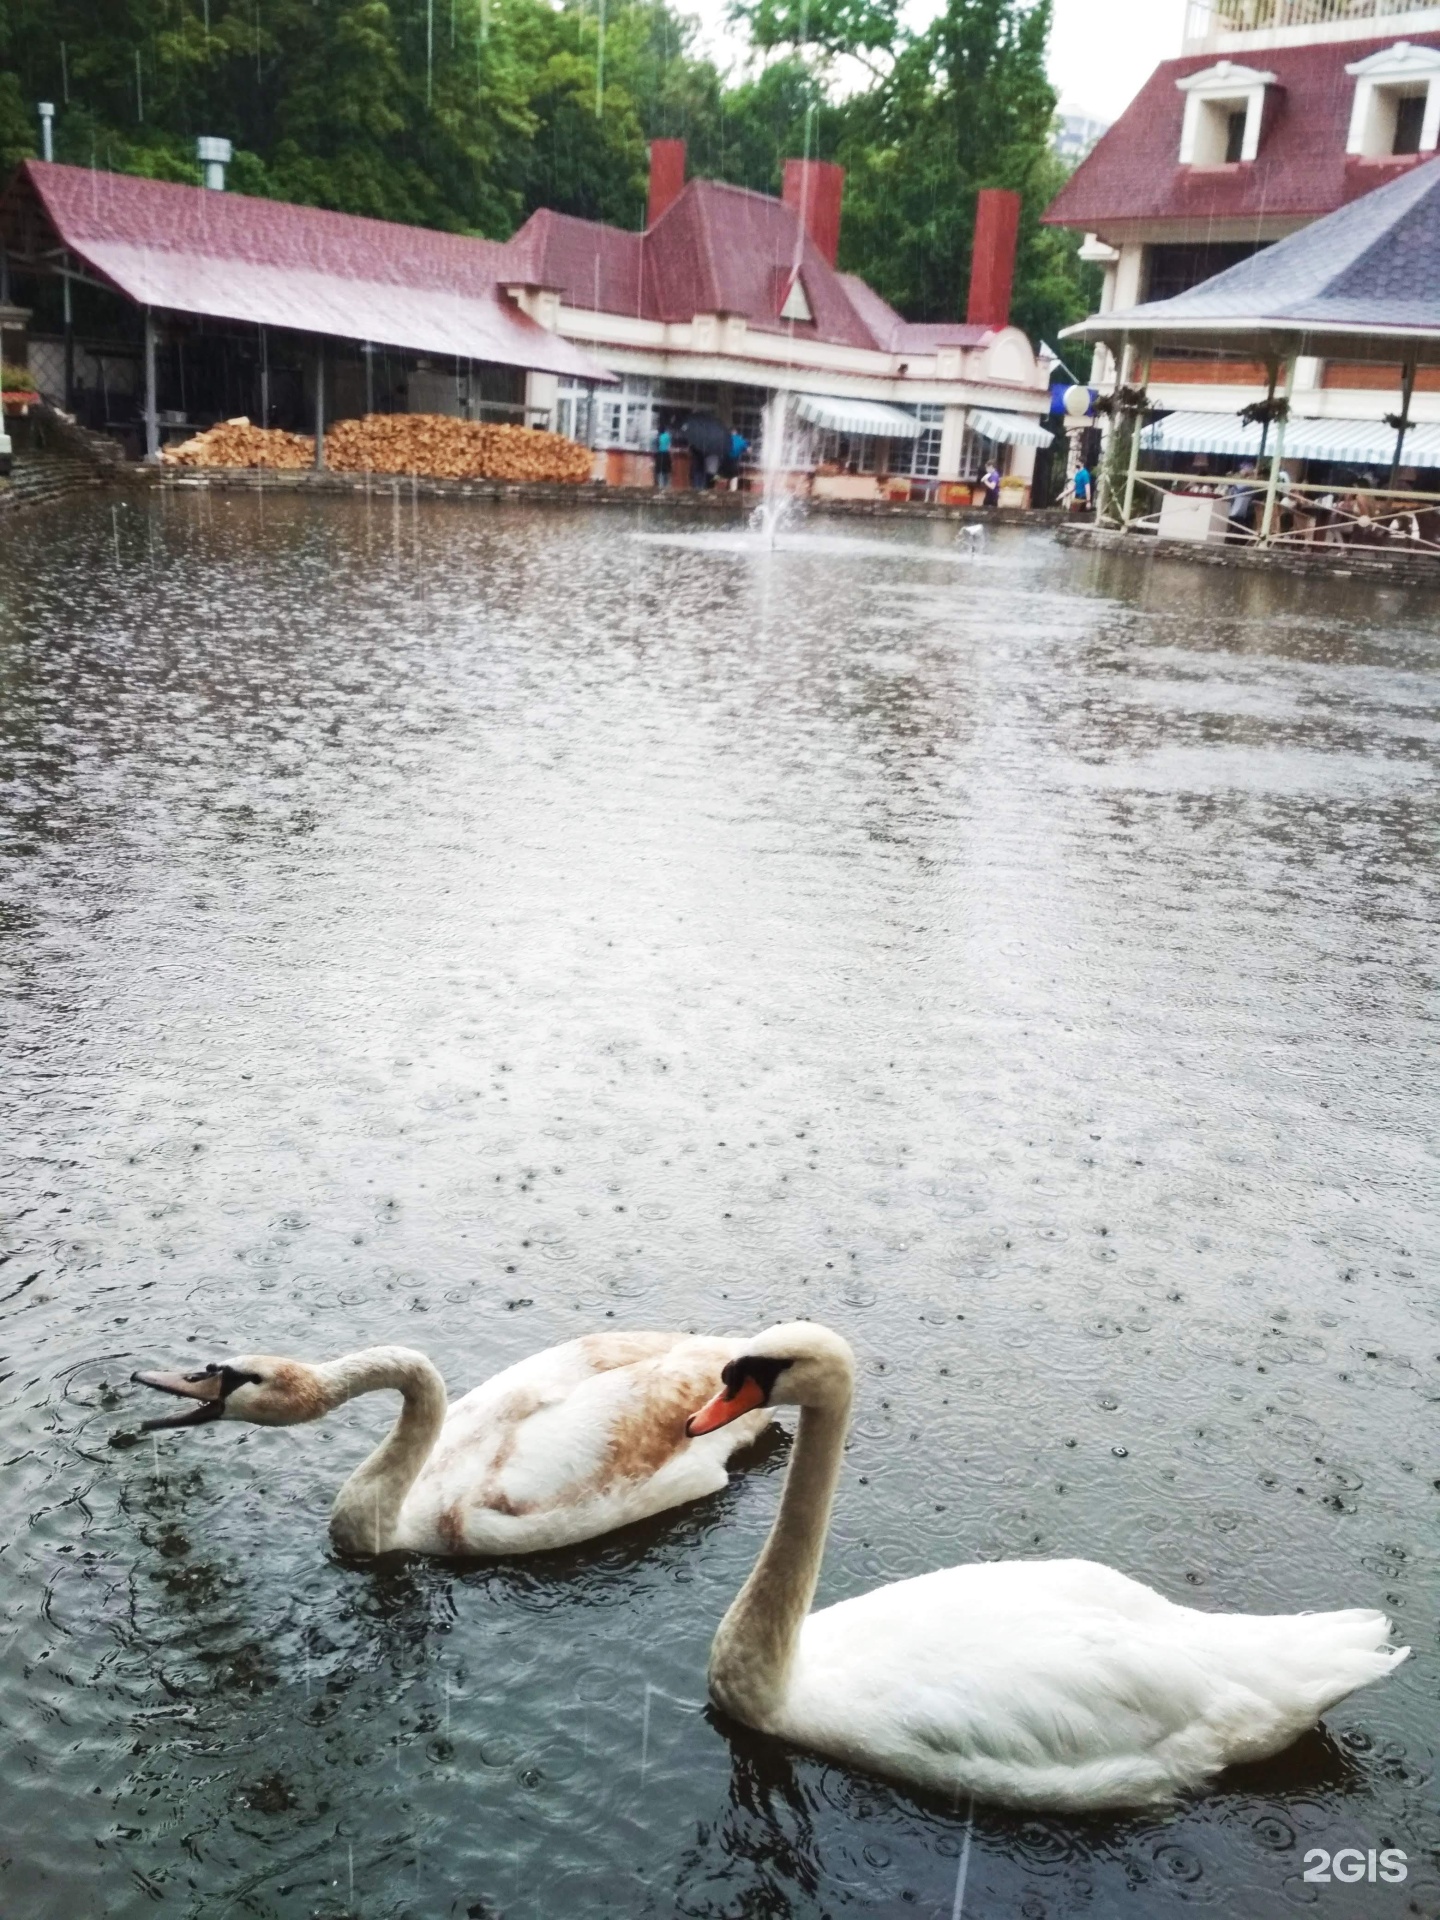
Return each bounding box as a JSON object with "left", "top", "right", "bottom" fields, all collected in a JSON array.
[
  {"left": 135, "top": 1333, "right": 771, "bottom": 1556},
  {"left": 686, "top": 1321, "right": 1409, "bottom": 1813}
]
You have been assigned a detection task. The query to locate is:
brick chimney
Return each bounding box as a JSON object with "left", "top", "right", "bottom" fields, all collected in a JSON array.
[
  {"left": 783, "top": 159, "right": 845, "bottom": 268},
  {"left": 647, "top": 139, "right": 687, "bottom": 228},
  {"left": 966, "top": 189, "right": 1022, "bottom": 330}
]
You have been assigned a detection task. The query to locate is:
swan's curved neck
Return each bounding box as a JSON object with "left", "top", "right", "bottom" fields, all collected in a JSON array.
[
  {"left": 319, "top": 1347, "right": 448, "bottom": 1555},
  {"left": 708, "top": 1388, "right": 851, "bottom": 1728}
]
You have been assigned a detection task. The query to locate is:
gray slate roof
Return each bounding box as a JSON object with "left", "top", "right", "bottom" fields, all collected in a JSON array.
[{"left": 1071, "top": 157, "right": 1440, "bottom": 338}]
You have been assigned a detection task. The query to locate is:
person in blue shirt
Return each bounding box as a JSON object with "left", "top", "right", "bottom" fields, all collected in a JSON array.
[
  {"left": 1073, "top": 462, "right": 1093, "bottom": 510},
  {"left": 655, "top": 425, "right": 672, "bottom": 490},
  {"left": 724, "top": 428, "right": 749, "bottom": 490}
]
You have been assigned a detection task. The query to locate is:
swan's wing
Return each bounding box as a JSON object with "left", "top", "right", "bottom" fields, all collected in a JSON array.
[
  {"left": 403, "top": 1333, "right": 759, "bottom": 1551},
  {"left": 784, "top": 1560, "right": 1404, "bottom": 1810}
]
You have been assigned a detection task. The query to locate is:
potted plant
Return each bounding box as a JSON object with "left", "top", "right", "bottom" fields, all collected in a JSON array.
[{"left": 1, "top": 363, "right": 41, "bottom": 415}]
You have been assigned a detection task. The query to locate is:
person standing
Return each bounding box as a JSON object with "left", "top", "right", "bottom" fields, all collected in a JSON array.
[
  {"left": 726, "top": 427, "right": 749, "bottom": 491},
  {"left": 655, "top": 424, "right": 672, "bottom": 490},
  {"left": 1072, "top": 462, "right": 1092, "bottom": 512},
  {"left": 981, "top": 461, "right": 1002, "bottom": 509}
]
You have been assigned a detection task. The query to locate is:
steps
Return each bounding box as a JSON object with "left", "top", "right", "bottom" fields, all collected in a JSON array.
[{"left": 0, "top": 452, "right": 105, "bottom": 514}]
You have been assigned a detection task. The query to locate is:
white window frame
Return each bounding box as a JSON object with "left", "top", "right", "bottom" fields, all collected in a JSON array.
[
  {"left": 1346, "top": 42, "right": 1440, "bottom": 158},
  {"left": 1176, "top": 60, "right": 1276, "bottom": 165}
]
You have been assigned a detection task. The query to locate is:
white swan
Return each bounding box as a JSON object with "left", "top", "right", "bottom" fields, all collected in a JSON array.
[
  {"left": 134, "top": 1332, "right": 770, "bottom": 1556},
  {"left": 685, "top": 1321, "right": 1409, "bottom": 1812}
]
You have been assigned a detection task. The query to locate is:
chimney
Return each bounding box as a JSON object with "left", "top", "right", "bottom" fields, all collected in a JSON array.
[
  {"left": 647, "top": 139, "right": 687, "bottom": 228},
  {"left": 37, "top": 102, "right": 54, "bottom": 163},
  {"left": 197, "top": 135, "right": 233, "bottom": 191},
  {"left": 966, "top": 188, "right": 1021, "bottom": 329},
  {"left": 783, "top": 159, "right": 844, "bottom": 268}
]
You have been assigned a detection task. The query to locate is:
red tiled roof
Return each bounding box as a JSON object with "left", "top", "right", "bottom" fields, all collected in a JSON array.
[
  {"left": 509, "top": 180, "right": 917, "bottom": 351},
  {"left": 11, "top": 161, "right": 614, "bottom": 380},
  {"left": 504, "top": 206, "right": 646, "bottom": 314},
  {"left": 838, "top": 273, "right": 992, "bottom": 350},
  {"left": 1044, "top": 32, "right": 1440, "bottom": 234},
  {"left": 7, "top": 159, "right": 982, "bottom": 369}
]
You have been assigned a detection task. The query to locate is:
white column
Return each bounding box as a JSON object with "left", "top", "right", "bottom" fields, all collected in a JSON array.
[
  {"left": 937, "top": 405, "right": 967, "bottom": 481},
  {"left": 525, "top": 370, "right": 558, "bottom": 428}
]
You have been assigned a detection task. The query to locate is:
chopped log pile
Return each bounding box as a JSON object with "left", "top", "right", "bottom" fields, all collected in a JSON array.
[
  {"left": 325, "top": 414, "right": 593, "bottom": 482},
  {"left": 161, "top": 413, "right": 594, "bottom": 483},
  {"left": 161, "top": 419, "right": 314, "bottom": 468}
]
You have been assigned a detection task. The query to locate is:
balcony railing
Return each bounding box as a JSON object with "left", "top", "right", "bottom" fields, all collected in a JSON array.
[{"left": 1186, "top": 0, "right": 1440, "bottom": 44}]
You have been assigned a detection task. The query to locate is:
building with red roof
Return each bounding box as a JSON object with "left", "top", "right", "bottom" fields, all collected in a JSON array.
[
  {"left": 1044, "top": 0, "right": 1440, "bottom": 439},
  {"left": 0, "top": 140, "right": 1054, "bottom": 502}
]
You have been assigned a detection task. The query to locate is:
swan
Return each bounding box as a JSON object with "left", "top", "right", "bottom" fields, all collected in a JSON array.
[
  {"left": 685, "top": 1321, "right": 1409, "bottom": 1812},
  {"left": 134, "top": 1332, "right": 770, "bottom": 1557}
]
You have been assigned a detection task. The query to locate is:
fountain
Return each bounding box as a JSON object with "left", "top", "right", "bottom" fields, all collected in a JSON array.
[{"left": 747, "top": 388, "right": 806, "bottom": 549}]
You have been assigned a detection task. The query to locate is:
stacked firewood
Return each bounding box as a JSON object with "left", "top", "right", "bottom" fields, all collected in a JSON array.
[
  {"left": 162, "top": 419, "right": 314, "bottom": 468},
  {"left": 325, "top": 414, "right": 593, "bottom": 483},
  {"left": 162, "top": 412, "right": 592, "bottom": 483}
]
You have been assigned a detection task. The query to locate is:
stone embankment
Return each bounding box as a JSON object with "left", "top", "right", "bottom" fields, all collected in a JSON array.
[
  {"left": 0, "top": 406, "right": 133, "bottom": 517},
  {"left": 1057, "top": 521, "right": 1439, "bottom": 584}
]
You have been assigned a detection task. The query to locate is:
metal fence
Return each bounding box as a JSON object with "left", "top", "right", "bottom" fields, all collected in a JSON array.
[{"left": 1186, "top": 0, "right": 1439, "bottom": 42}]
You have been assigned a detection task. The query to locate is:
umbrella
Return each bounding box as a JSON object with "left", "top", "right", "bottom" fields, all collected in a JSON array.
[{"left": 681, "top": 413, "right": 730, "bottom": 460}]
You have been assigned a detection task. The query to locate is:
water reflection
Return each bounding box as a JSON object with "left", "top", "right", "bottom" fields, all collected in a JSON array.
[{"left": 0, "top": 496, "right": 1434, "bottom": 1917}]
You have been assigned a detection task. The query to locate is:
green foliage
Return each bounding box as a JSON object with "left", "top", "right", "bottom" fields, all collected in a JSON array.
[
  {"left": 0, "top": 0, "right": 1098, "bottom": 348},
  {"left": 836, "top": 0, "right": 1094, "bottom": 349}
]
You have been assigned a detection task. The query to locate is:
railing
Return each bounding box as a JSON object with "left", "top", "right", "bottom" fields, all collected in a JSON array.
[
  {"left": 1185, "top": 0, "right": 1440, "bottom": 44},
  {"left": 1114, "top": 469, "right": 1440, "bottom": 554}
]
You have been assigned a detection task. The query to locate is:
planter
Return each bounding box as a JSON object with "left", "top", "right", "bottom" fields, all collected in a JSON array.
[{"left": 2, "top": 391, "right": 40, "bottom": 416}]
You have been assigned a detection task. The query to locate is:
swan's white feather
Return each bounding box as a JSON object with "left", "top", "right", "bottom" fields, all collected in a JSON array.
[
  {"left": 778, "top": 1558, "right": 1408, "bottom": 1810},
  {"left": 393, "top": 1332, "right": 768, "bottom": 1555}
]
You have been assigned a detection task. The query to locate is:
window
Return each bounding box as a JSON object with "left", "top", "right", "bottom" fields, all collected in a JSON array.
[
  {"left": 905, "top": 405, "right": 945, "bottom": 480},
  {"left": 592, "top": 374, "right": 655, "bottom": 450},
  {"left": 1144, "top": 240, "right": 1271, "bottom": 303},
  {"left": 1394, "top": 93, "right": 1426, "bottom": 155},
  {"left": 1346, "top": 43, "right": 1440, "bottom": 159},
  {"left": 1175, "top": 62, "right": 1274, "bottom": 166},
  {"left": 556, "top": 380, "right": 594, "bottom": 445}
]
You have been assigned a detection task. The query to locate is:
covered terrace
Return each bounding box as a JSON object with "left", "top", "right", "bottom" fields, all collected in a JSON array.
[
  {"left": 0, "top": 161, "right": 614, "bottom": 461},
  {"left": 1063, "top": 156, "right": 1440, "bottom": 550}
]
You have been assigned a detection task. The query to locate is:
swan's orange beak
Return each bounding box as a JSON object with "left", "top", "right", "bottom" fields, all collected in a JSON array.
[{"left": 686, "top": 1374, "right": 766, "bottom": 1437}]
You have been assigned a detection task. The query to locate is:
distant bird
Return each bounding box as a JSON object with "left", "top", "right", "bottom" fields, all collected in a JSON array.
[
  {"left": 686, "top": 1322, "right": 1408, "bottom": 1811},
  {"left": 135, "top": 1333, "right": 770, "bottom": 1556}
]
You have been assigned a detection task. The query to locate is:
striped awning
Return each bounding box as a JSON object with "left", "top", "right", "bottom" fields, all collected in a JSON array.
[
  {"left": 795, "top": 394, "right": 922, "bottom": 439},
  {"left": 1143, "top": 409, "right": 1440, "bottom": 467},
  {"left": 967, "top": 408, "right": 1055, "bottom": 448}
]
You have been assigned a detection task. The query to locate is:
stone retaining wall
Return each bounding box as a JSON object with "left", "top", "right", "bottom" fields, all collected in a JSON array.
[
  {"left": 158, "top": 464, "right": 1070, "bottom": 527},
  {"left": 1057, "top": 521, "right": 1439, "bottom": 585}
]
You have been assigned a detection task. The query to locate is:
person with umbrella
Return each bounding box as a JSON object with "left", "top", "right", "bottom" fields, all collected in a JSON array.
[{"left": 683, "top": 414, "right": 729, "bottom": 491}]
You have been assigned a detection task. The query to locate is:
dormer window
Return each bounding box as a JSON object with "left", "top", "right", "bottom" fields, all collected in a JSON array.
[
  {"left": 780, "top": 272, "right": 813, "bottom": 323},
  {"left": 1346, "top": 43, "right": 1440, "bottom": 159},
  {"left": 1176, "top": 61, "right": 1276, "bottom": 166}
]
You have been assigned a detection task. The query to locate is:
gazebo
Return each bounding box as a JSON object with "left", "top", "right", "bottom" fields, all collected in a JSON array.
[{"left": 1063, "top": 156, "right": 1440, "bottom": 543}]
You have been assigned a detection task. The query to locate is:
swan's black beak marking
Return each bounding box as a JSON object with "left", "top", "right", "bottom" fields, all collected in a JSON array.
[{"left": 133, "top": 1363, "right": 259, "bottom": 1431}]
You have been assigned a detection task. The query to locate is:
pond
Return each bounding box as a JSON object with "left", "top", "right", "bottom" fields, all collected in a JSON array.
[{"left": 0, "top": 493, "right": 1435, "bottom": 1919}]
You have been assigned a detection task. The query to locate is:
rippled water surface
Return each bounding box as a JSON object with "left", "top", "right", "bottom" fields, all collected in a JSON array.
[{"left": 1, "top": 494, "right": 1436, "bottom": 1919}]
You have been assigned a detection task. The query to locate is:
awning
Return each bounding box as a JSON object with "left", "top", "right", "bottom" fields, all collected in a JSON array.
[
  {"left": 1142, "top": 408, "right": 1440, "bottom": 466},
  {"left": 76, "top": 243, "right": 614, "bottom": 384},
  {"left": 968, "top": 408, "right": 1055, "bottom": 448},
  {"left": 795, "top": 394, "right": 922, "bottom": 438}
]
